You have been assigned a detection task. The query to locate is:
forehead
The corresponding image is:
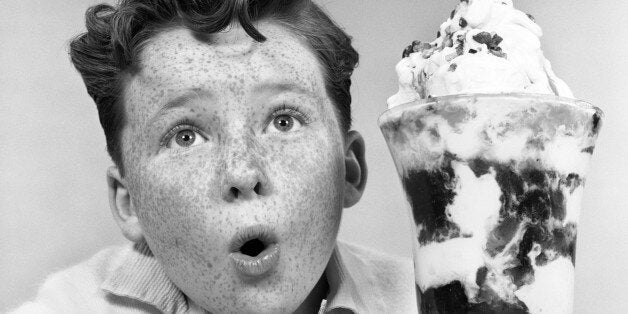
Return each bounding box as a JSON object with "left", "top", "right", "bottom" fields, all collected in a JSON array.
[{"left": 130, "top": 23, "right": 325, "bottom": 100}]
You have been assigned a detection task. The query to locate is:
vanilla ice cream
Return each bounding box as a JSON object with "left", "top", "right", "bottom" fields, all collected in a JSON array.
[{"left": 387, "top": 0, "right": 573, "bottom": 109}]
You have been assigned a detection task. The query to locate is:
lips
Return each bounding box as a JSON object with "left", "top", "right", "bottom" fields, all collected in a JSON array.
[{"left": 229, "top": 225, "right": 280, "bottom": 277}]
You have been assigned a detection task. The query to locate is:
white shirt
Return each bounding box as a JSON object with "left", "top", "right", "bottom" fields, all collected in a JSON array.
[{"left": 10, "top": 240, "right": 417, "bottom": 313}]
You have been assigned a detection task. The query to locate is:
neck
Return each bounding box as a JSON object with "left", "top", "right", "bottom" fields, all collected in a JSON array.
[{"left": 293, "top": 273, "right": 329, "bottom": 314}]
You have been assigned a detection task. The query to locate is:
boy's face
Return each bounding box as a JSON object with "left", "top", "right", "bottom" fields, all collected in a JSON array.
[{"left": 114, "top": 23, "right": 357, "bottom": 313}]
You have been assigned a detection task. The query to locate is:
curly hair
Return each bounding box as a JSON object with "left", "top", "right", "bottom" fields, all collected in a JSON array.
[{"left": 69, "top": 0, "right": 359, "bottom": 173}]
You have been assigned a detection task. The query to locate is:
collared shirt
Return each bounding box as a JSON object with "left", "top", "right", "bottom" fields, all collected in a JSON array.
[{"left": 10, "top": 241, "right": 417, "bottom": 314}]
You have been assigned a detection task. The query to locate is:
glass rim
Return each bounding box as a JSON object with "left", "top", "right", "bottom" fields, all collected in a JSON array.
[{"left": 378, "top": 93, "right": 603, "bottom": 125}]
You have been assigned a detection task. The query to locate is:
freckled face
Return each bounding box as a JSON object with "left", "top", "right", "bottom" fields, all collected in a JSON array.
[{"left": 120, "top": 23, "right": 346, "bottom": 313}]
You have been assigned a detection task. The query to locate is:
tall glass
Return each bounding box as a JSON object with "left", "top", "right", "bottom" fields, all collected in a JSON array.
[{"left": 379, "top": 94, "right": 602, "bottom": 313}]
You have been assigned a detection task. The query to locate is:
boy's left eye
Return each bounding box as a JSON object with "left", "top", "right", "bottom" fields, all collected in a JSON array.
[
  {"left": 268, "top": 114, "right": 303, "bottom": 133},
  {"left": 172, "top": 129, "right": 201, "bottom": 147}
]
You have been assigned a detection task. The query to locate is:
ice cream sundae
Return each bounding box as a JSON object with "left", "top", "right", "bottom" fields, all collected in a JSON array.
[{"left": 379, "top": 1, "right": 603, "bottom": 313}]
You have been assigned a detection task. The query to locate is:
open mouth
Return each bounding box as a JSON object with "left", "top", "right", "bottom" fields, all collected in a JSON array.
[
  {"left": 240, "top": 238, "right": 267, "bottom": 256},
  {"left": 229, "top": 225, "right": 280, "bottom": 277}
]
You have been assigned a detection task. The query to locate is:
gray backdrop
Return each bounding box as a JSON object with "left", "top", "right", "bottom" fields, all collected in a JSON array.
[{"left": 2, "top": 0, "right": 626, "bottom": 312}]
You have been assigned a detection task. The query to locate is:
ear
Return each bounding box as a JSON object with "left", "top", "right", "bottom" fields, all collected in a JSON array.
[
  {"left": 343, "top": 130, "right": 368, "bottom": 208},
  {"left": 107, "top": 166, "right": 143, "bottom": 242}
]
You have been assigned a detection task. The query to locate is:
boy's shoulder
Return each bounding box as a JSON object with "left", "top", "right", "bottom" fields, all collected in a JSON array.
[
  {"left": 330, "top": 240, "right": 418, "bottom": 313},
  {"left": 9, "top": 243, "right": 159, "bottom": 314},
  {"left": 335, "top": 240, "right": 414, "bottom": 282}
]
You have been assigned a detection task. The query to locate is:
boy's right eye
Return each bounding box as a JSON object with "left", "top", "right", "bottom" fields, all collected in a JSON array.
[{"left": 163, "top": 125, "right": 207, "bottom": 149}]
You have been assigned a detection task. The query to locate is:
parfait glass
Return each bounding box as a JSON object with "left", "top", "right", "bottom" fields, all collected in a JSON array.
[{"left": 379, "top": 93, "right": 603, "bottom": 314}]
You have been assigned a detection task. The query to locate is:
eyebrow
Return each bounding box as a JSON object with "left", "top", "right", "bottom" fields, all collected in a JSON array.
[
  {"left": 252, "top": 82, "right": 316, "bottom": 98},
  {"left": 148, "top": 89, "right": 212, "bottom": 126}
]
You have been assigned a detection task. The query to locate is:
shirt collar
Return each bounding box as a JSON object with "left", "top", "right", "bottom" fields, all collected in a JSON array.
[
  {"left": 101, "top": 241, "right": 189, "bottom": 313},
  {"left": 101, "top": 241, "right": 383, "bottom": 314},
  {"left": 322, "top": 242, "right": 386, "bottom": 313}
]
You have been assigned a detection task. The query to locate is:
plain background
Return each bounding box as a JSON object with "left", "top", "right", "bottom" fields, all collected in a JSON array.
[{"left": 1, "top": 0, "right": 626, "bottom": 312}]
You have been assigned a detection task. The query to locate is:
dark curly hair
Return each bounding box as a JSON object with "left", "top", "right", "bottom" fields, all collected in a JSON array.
[{"left": 69, "top": 0, "right": 359, "bottom": 173}]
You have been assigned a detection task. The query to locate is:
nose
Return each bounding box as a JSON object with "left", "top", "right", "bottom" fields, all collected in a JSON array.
[
  {"left": 220, "top": 137, "right": 270, "bottom": 202},
  {"left": 221, "top": 165, "right": 268, "bottom": 201}
]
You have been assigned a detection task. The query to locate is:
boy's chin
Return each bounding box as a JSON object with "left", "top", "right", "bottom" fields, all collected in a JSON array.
[{"left": 189, "top": 266, "right": 323, "bottom": 314}]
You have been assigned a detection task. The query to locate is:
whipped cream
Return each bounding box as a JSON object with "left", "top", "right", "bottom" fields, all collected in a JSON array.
[{"left": 387, "top": 0, "right": 574, "bottom": 109}]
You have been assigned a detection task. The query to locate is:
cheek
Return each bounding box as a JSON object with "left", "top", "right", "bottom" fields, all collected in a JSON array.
[
  {"left": 267, "top": 129, "right": 345, "bottom": 235},
  {"left": 129, "top": 154, "right": 227, "bottom": 264}
]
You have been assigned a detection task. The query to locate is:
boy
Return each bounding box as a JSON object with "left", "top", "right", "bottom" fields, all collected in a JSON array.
[{"left": 12, "top": 0, "right": 415, "bottom": 313}]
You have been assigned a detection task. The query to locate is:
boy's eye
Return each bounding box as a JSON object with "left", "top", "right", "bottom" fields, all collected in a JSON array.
[
  {"left": 167, "top": 128, "right": 205, "bottom": 148},
  {"left": 269, "top": 114, "right": 303, "bottom": 133}
]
